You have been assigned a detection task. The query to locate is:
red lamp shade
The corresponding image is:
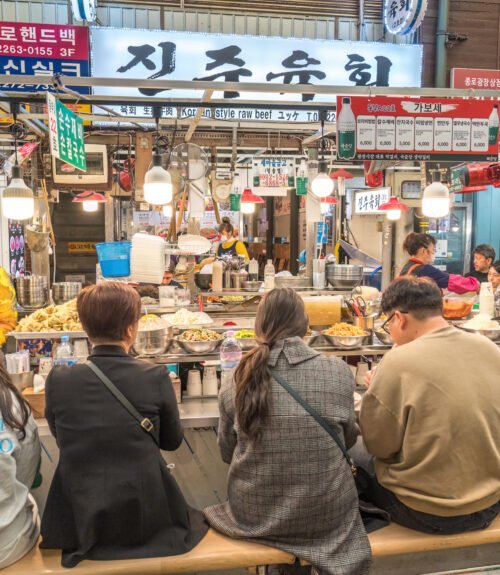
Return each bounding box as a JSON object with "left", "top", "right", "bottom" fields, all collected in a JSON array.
[
  {"left": 72, "top": 192, "right": 106, "bottom": 204},
  {"left": 320, "top": 196, "right": 338, "bottom": 204},
  {"left": 330, "top": 168, "right": 353, "bottom": 180},
  {"left": 379, "top": 197, "right": 409, "bottom": 221},
  {"left": 240, "top": 188, "right": 265, "bottom": 204}
]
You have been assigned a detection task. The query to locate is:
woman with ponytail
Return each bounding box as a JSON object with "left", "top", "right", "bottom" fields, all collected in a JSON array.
[{"left": 205, "top": 289, "right": 371, "bottom": 575}]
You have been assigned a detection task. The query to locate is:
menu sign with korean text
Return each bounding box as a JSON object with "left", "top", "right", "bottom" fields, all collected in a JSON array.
[
  {"left": 354, "top": 188, "right": 391, "bottom": 214},
  {"left": 91, "top": 27, "right": 423, "bottom": 122},
  {"left": 451, "top": 68, "right": 500, "bottom": 90},
  {"left": 384, "top": 0, "right": 428, "bottom": 36},
  {"left": 47, "top": 93, "right": 86, "bottom": 172},
  {"left": 0, "top": 22, "right": 90, "bottom": 93},
  {"left": 253, "top": 157, "right": 293, "bottom": 187},
  {"left": 337, "top": 96, "right": 500, "bottom": 162}
]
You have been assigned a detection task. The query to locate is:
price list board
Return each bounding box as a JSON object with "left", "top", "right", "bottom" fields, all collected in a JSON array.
[{"left": 336, "top": 96, "right": 499, "bottom": 162}]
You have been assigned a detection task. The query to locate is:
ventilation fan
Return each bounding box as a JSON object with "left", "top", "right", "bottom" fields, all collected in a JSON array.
[{"left": 170, "top": 143, "right": 208, "bottom": 182}]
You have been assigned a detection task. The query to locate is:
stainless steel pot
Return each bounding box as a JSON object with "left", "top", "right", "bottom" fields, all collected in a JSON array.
[
  {"left": 52, "top": 282, "right": 82, "bottom": 305},
  {"left": 231, "top": 272, "right": 248, "bottom": 290},
  {"left": 133, "top": 326, "right": 173, "bottom": 356},
  {"left": 325, "top": 264, "right": 363, "bottom": 289},
  {"left": 15, "top": 276, "right": 49, "bottom": 310},
  {"left": 274, "top": 276, "right": 311, "bottom": 289}
]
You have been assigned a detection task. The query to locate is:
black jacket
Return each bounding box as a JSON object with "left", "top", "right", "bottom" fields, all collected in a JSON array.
[{"left": 40, "top": 345, "right": 207, "bottom": 567}]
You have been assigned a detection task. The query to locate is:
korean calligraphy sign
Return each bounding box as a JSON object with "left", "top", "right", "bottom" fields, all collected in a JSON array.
[
  {"left": 0, "top": 22, "right": 90, "bottom": 93},
  {"left": 337, "top": 96, "right": 500, "bottom": 162},
  {"left": 47, "top": 93, "right": 86, "bottom": 172},
  {"left": 90, "top": 27, "right": 422, "bottom": 121},
  {"left": 354, "top": 188, "right": 391, "bottom": 215},
  {"left": 384, "top": 0, "right": 428, "bottom": 36}
]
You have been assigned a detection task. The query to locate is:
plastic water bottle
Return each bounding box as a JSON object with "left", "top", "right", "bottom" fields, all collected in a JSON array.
[
  {"left": 220, "top": 332, "right": 242, "bottom": 388},
  {"left": 489, "top": 104, "right": 499, "bottom": 145},
  {"left": 264, "top": 259, "right": 275, "bottom": 290},
  {"left": 479, "top": 282, "right": 495, "bottom": 318},
  {"left": 53, "top": 336, "right": 77, "bottom": 367},
  {"left": 337, "top": 97, "right": 356, "bottom": 160}
]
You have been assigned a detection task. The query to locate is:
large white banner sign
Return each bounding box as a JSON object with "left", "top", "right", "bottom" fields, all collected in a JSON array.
[{"left": 91, "top": 27, "right": 423, "bottom": 122}]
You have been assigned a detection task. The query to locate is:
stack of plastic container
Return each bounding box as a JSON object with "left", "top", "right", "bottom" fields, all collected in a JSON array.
[{"left": 130, "top": 233, "right": 166, "bottom": 285}]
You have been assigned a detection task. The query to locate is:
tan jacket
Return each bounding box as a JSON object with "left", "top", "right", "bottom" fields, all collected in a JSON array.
[{"left": 360, "top": 326, "right": 500, "bottom": 517}]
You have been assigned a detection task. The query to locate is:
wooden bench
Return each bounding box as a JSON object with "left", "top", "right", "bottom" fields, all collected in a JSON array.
[{"left": 4, "top": 516, "right": 500, "bottom": 575}]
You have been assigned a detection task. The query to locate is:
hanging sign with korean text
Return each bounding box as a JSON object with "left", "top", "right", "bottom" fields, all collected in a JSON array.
[
  {"left": 451, "top": 68, "right": 500, "bottom": 90},
  {"left": 384, "top": 0, "right": 428, "bottom": 36},
  {"left": 0, "top": 22, "right": 90, "bottom": 94},
  {"left": 47, "top": 93, "right": 86, "bottom": 172},
  {"left": 354, "top": 188, "right": 391, "bottom": 214},
  {"left": 336, "top": 96, "right": 500, "bottom": 162},
  {"left": 90, "top": 27, "right": 422, "bottom": 122}
]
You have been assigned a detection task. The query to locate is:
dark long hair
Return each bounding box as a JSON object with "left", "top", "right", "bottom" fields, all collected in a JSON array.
[
  {"left": 235, "top": 288, "right": 308, "bottom": 443},
  {"left": 0, "top": 363, "right": 30, "bottom": 440},
  {"left": 403, "top": 232, "right": 436, "bottom": 256}
]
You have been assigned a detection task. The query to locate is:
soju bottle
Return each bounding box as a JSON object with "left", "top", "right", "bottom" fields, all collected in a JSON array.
[
  {"left": 488, "top": 105, "right": 499, "bottom": 146},
  {"left": 253, "top": 162, "right": 260, "bottom": 187},
  {"left": 337, "top": 97, "right": 356, "bottom": 160},
  {"left": 287, "top": 163, "right": 295, "bottom": 187}
]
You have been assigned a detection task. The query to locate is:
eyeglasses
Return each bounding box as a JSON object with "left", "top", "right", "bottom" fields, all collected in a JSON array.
[{"left": 381, "top": 311, "right": 408, "bottom": 334}]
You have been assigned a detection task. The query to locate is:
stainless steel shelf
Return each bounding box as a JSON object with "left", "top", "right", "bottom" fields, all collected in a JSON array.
[{"left": 9, "top": 331, "right": 88, "bottom": 340}]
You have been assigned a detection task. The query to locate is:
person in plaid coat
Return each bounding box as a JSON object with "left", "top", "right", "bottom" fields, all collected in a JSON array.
[{"left": 205, "top": 289, "right": 371, "bottom": 575}]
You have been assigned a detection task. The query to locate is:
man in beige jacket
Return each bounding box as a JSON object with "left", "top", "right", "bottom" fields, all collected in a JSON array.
[{"left": 359, "top": 276, "right": 500, "bottom": 533}]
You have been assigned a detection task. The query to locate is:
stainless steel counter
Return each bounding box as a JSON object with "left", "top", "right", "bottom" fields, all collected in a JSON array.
[{"left": 36, "top": 398, "right": 220, "bottom": 437}]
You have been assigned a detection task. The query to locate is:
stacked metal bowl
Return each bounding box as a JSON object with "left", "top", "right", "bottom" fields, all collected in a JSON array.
[
  {"left": 326, "top": 264, "right": 363, "bottom": 289},
  {"left": 15, "top": 276, "right": 49, "bottom": 310}
]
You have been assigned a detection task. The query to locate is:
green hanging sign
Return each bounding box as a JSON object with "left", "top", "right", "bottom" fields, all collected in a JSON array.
[
  {"left": 296, "top": 177, "right": 308, "bottom": 196},
  {"left": 47, "top": 92, "right": 86, "bottom": 172},
  {"left": 230, "top": 194, "right": 241, "bottom": 211}
]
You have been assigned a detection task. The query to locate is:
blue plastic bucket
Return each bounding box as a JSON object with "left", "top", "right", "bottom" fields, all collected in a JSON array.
[{"left": 96, "top": 241, "right": 131, "bottom": 278}]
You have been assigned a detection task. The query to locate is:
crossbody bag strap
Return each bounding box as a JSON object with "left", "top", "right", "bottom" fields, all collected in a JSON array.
[
  {"left": 271, "top": 369, "right": 356, "bottom": 476},
  {"left": 85, "top": 361, "right": 158, "bottom": 447}
]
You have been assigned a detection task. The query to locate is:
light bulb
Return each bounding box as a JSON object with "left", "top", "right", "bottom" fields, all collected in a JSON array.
[
  {"left": 422, "top": 181, "right": 450, "bottom": 218},
  {"left": 241, "top": 202, "right": 255, "bottom": 214},
  {"left": 83, "top": 200, "right": 98, "bottom": 212},
  {"left": 2, "top": 166, "right": 34, "bottom": 221},
  {"left": 311, "top": 173, "right": 334, "bottom": 198},
  {"left": 386, "top": 209, "right": 401, "bottom": 221},
  {"left": 144, "top": 155, "right": 173, "bottom": 206},
  {"left": 163, "top": 204, "right": 173, "bottom": 218}
]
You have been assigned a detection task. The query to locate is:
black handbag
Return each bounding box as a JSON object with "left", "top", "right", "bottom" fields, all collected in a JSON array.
[{"left": 271, "top": 370, "right": 357, "bottom": 476}]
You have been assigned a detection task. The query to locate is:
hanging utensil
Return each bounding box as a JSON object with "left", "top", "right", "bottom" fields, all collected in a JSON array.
[{"left": 354, "top": 296, "right": 367, "bottom": 317}]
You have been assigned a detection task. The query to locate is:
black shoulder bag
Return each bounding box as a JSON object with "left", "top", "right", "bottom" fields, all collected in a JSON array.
[
  {"left": 271, "top": 370, "right": 357, "bottom": 476},
  {"left": 85, "top": 361, "right": 158, "bottom": 447}
]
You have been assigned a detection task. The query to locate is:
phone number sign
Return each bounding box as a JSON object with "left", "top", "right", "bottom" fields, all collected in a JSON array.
[
  {"left": 0, "top": 22, "right": 90, "bottom": 94},
  {"left": 336, "top": 96, "right": 500, "bottom": 162}
]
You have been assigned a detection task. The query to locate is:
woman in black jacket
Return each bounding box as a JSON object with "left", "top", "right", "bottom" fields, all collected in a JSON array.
[{"left": 40, "top": 282, "right": 207, "bottom": 567}]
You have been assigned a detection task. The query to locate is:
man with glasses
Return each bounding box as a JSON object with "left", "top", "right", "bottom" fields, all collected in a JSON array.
[
  {"left": 358, "top": 277, "right": 500, "bottom": 534},
  {"left": 466, "top": 244, "right": 496, "bottom": 283}
]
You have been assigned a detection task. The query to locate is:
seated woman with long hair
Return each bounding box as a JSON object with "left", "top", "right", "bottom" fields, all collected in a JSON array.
[
  {"left": 205, "top": 288, "right": 371, "bottom": 575},
  {"left": 40, "top": 282, "right": 207, "bottom": 567},
  {"left": 0, "top": 364, "right": 41, "bottom": 569}
]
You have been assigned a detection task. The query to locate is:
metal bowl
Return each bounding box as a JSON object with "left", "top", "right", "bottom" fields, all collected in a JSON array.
[
  {"left": 326, "top": 264, "right": 363, "bottom": 289},
  {"left": 323, "top": 333, "right": 368, "bottom": 349},
  {"left": 134, "top": 326, "right": 172, "bottom": 356},
  {"left": 235, "top": 337, "right": 257, "bottom": 351},
  {"left": 456, "top": 323, "right": 500, "bottom": 342},
  {"left": 374, "top": 329, "right": 393, "bottom": 346},
  {"left": 195, "top": 272, "right": 212, "bottom": 290},
  {"left": 52, "top": 282, "right": 82, "bottom": 305},
  {"left": 15, "top": 276, "right": 49, "bottom": 310},
  {"left": 176, "top": 337, "right": 223, "bottom": 354},
  {"left": 242, "top": 280, "right": 262, "bottom": 292},
  {"left": 303, "top": 331, "right": 319, "bottom": 347},
  {"left": 274, "top": 276, "right": 311, "bottom": 289}
]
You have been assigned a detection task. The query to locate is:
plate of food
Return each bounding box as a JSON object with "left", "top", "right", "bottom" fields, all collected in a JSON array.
[
  {"left": 176, "top": 328, "right": 223, "bottom": 353},
  {"left": 456, "top": 314, "right": 500, "bottom": 341},
  {"left": 322, "top": 323, "right": 369, "bottom": 349},
  {"left": 234, "top": 329, "right": 257, "bottom": 350}
]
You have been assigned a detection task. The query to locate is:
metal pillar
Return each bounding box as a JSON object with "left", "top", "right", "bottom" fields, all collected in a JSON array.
[
  {"left": 290, "top": 190, "right": 300, "bottom": 275},
  {"left": 266, "top": 197, "right": 274, "bottom": 263},
  {"left": 435, "top": 0, "right": 450, "bottom": 88},
  {"left": 381, "top": 220, "right": 394, "bottom": 290}
]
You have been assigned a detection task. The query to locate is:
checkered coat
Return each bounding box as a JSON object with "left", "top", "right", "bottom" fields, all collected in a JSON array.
[{"left": 204, "top": 337, "right": 371, "bottom": 575}]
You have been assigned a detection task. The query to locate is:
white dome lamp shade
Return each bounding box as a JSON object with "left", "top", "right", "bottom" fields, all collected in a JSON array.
[
  {"left": 2, "top": 164, "right": 35, "bottom": 221},
  {"left": 422, "top": 181, "right": 450, "bottom": 218},
  {"left": 311, "top": 161, "right": 334, "bottom": 198},
  {"left": 144, "top": 154, "right": 173, "bottom": 206}
]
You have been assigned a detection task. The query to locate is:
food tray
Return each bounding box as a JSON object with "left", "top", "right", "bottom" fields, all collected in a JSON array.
[{"left": 9, "top": 331, "right": 88, "bottom": 340}]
